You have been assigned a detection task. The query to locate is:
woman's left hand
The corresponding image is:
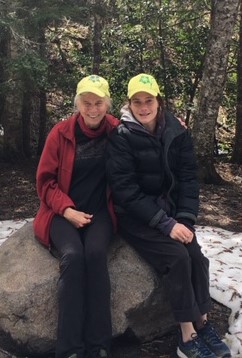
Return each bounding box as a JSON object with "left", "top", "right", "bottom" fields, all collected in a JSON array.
[
  {"left": 169, "top": 223, "right": 194, "bottom": 244},
  {"left": 63, "top": 207, "right": 93, "bottom": 228}
]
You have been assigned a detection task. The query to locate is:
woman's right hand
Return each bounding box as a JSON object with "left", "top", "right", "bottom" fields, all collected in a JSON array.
[
  {"left": 170, "top": 223, "right": 194, "bottom": 244},
  {"left": 63, "top": 207, "right": 93, "bottom": 228}
]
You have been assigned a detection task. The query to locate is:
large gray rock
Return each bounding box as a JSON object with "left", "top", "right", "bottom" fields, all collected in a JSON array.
[{"left": 0, "top": 223, "right": 176, "bottom": 356}]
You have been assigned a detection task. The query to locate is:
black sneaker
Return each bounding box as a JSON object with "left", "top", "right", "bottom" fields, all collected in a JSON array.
[
  {"left": 197, "top": 321, "right": 231, "bottom": 358},
  {"left": 177, "top": 333, "right": 216, "bottom": 358}
]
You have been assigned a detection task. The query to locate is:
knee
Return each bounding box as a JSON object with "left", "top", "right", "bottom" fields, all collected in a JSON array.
[
  {"left": 60, "top": 250, "right": 84, "bottom": 273},
  {"left": 85, "top": 245, "right": 107, "bottom": 267},
  {"left": 189, "top": 241, "right": 207, "bottom": 262},
  {"left": 172, "top": 248, "right": 190, "bottom": 268}
]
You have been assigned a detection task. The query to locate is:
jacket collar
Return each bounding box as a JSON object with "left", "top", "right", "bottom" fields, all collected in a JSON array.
[{"left": 58, "top": 112, "right": 80, "bottom": 141}]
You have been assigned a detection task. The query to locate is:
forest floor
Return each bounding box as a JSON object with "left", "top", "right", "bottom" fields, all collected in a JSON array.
[{"left": 0, "top": 157, "right": 242, "bottom": 357}]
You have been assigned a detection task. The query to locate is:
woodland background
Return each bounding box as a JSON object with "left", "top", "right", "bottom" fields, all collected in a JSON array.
[
  {"left": 0, "top": 0, "right": 242, "bottom": 185},
  {"left": 1, "top": 1, "right": 242, "bottom": 357}
]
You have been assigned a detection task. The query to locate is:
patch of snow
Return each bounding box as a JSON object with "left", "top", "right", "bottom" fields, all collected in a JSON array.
[
  {"left": 0, "top": 218, "right": 33, "bottom": 244},
  {"left": 196, "top": 226, "right": 242, "bottom": 357}
]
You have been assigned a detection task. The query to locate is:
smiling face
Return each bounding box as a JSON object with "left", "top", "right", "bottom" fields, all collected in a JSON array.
[
  {"left": 129, "top": 91, "right": 159, "bottom": 133},
  {"left": 76, "top": 92, "right": 110, "bottom": 128}
]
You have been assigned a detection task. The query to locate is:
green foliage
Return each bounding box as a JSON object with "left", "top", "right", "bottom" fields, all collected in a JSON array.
[
  {"left": 0, "top": 0, "right": 230, "bottom": 116},
  {"left": 45, "top": 21, "right": 90, "bottom": 95},
  {"left": 95, "top": 0, "right": 211, "bottom": 115},
  {"left": 0, "top": 0, "right": 239, "bottom": 148},
  {"left": 6, "top": 54, "right": 48, "bottom": 92},
  {"left": 0, "top": 0, "right": 91, "bottom": 97}
]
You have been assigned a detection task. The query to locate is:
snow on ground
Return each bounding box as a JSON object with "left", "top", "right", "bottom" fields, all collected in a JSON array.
[
  {"left": 196, "top": 226, "right": 242, "bottom": 357},
  {"left": 0, "top": 220, "right": 241, "bottom": 357},
  {"left": 0, "top": 218, "right": 33, "bottom": 243}
]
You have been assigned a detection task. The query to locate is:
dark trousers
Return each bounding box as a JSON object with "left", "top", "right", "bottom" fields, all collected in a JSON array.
[
  {"left": 50, "top": 209, "right": 113, "bottom": 358},
  {"left": 118, "top": 214, "right": 211, "bottom": 323}
]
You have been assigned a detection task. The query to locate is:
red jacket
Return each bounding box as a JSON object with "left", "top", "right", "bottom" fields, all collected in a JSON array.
[{"left": 33, "top": 112, "right": 119, "bottom": 247}]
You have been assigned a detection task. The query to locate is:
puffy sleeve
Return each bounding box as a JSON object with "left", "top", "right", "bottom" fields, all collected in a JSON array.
[{"left": 106, "top": 127, "right": 175, "bottom": 230}]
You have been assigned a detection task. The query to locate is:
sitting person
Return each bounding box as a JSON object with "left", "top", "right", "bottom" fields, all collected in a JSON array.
[
  {"left": 34, "top": 75, "right": 119, "bottom": 358},
  {"left": 106, "top": 73, "right": 231, "bottom": 358}
]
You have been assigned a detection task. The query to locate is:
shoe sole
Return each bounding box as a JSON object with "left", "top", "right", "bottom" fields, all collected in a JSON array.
[
  {"left": 177, "top": 346, "right": 224, "bottom": 358},
  {"left": 176, "top": 347, "right": 191, "bottom": 358}
]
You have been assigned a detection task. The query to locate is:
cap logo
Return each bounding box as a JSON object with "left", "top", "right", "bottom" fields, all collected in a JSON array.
[
  {"left": 139, "top": 75, "right": 153, "bottom": 87},
  {"left": 88, "top": 75, "right": 101, "bottom": 83}
]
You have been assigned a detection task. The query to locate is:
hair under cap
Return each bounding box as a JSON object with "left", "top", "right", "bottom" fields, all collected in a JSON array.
[
  {"left": 76, "top": 75, "right": 110, "bottom": 98},
  {"left": 128, "top": 73, "right": 161, "bottom": 98}
]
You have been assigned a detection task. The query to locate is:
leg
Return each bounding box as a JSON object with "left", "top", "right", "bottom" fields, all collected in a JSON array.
[
  {"left": 186, "top": 236, "right": 211, "bottom": 317},
  {"left": 118, "top": 216, "right": 231, "bottom": 357},
  {"left": 50, "top": 215, "right": 86, "bottom": 358},
  {"left": 83, "top": 208, "right": 113, "bottom": 356},
  {"left": 118, "top": 215, "right": 210, "bottom": 322}
]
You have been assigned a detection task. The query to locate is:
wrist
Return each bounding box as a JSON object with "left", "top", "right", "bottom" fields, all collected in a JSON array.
[{"left": 63, "top": 207, "right": 73, "bottom": 218}]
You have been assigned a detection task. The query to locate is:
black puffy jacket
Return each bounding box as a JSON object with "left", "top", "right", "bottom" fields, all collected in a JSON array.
[{"left": 106, "top": 110, "right": 199, "bottom": 231}]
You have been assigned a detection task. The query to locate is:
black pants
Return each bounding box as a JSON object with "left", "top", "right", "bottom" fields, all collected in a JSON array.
[
  {"left": 118, "top": 214, "right": 211, "bottom": 323},
  {"left": 50, "top": 209, "right": 113, "bottom": 358}
]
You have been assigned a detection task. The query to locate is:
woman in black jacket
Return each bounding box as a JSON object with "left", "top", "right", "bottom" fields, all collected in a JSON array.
[{"left": 106, "top": 73, "right": 231, "bottom": 358}]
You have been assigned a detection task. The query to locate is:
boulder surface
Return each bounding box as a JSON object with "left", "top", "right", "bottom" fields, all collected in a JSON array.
[{"left": 0, "top": 222, "right": 176, "bottom": 356}]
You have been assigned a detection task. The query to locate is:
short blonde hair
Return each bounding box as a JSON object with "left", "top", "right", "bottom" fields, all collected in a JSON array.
[{"left": 74, "top": 94, "right": 112, "bottom": 112}]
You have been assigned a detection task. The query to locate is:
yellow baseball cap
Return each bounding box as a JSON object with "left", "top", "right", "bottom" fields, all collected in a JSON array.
[
  {"left": 128, "top": 73, "right": 161, "bottom": 98},
  {"left": 76, "top": 75, "right": 110, "bottom": 98}
]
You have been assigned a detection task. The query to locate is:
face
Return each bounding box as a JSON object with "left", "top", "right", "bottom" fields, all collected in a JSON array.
[
  {"left": 129, "top": 92, "right": 159, "bottom": 132},
  {"left": 77, "top": 93, "right": 109, "bottom": 128}
]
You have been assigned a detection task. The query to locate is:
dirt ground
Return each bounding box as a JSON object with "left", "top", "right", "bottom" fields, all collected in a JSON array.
[{"left": 0, "top": 157, "right": 241, "bottom": 358}]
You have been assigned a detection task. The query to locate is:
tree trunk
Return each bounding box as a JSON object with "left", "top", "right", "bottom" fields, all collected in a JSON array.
[
  {"left": 22, "top": 91, "right": 32, "bottom": 158},
  {"left": 0, "top": 0, "right": 7, "bottom": 125},
  {"left": 37, "top": 91, "right": 47, "bottom": 156},
  {"left": 3, "top": 32, "right": 24, "bottom": 159},
  {"left": 231, "top": 0, "right": 242, "bottom": 164},
  {"left": 0, "top": 29, "right": 8, "bottom": 125},
  {"left": 192, "top": 0, "right": 240, "bottom": 183},
  {"left": 36, "top": 27, "right": 48, "bottom": 156},
  {"left": 92, "top": 1, "right": 103, "bottom": 74},
  {"left": 158, "top": 2, "right": 170, "bottom": 110},
  {"left": 0, "top": 0, "right": 26, "bottom": 160},
  {"left": 185, "top": 60, "right": 205, "bottom": 126}
]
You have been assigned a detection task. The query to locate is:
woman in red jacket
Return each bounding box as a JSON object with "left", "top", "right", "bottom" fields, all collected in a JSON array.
[{"left": 34, "top": 75, "right": 119, "bottom": 358}]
